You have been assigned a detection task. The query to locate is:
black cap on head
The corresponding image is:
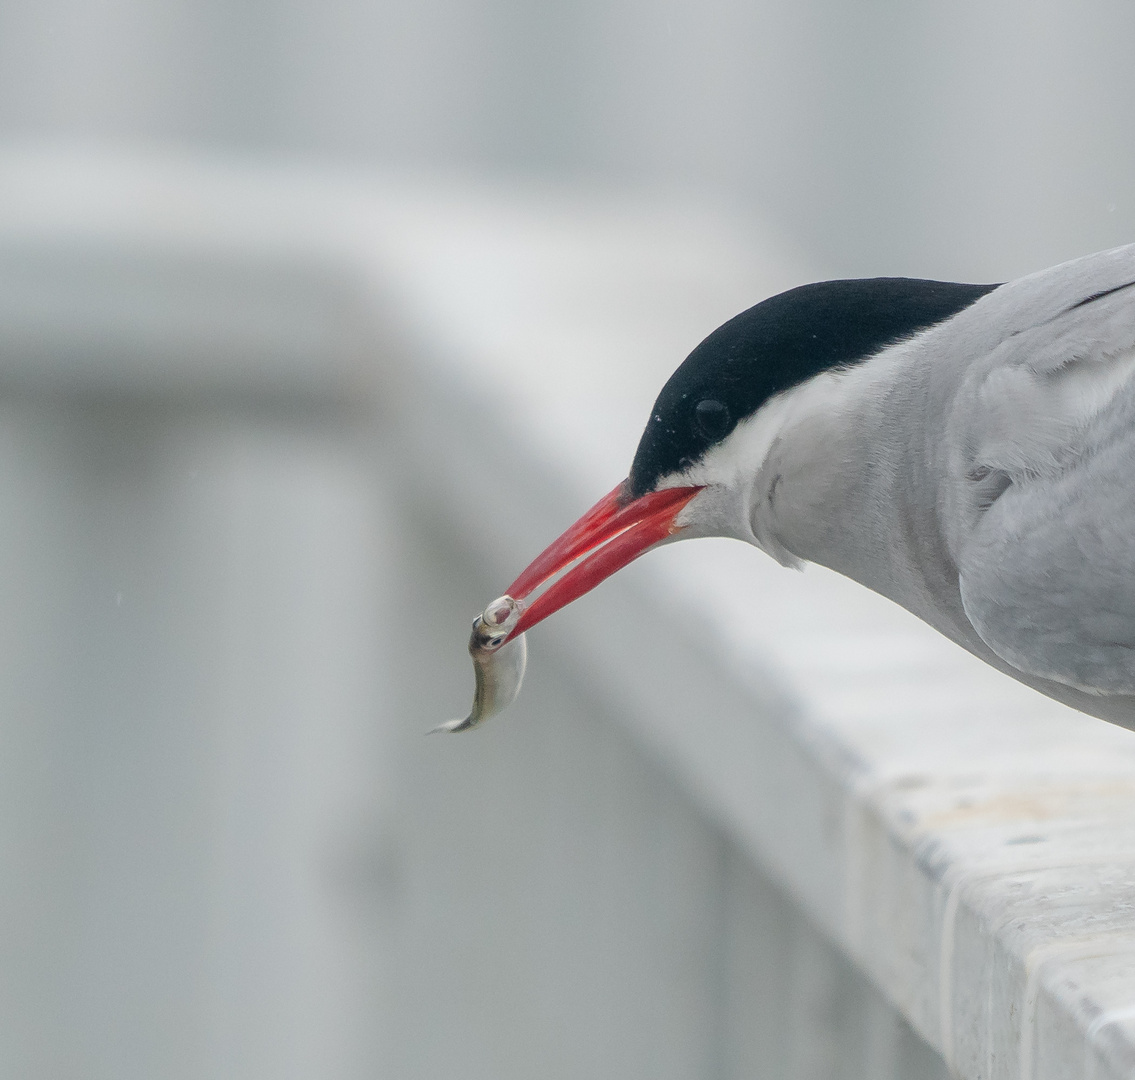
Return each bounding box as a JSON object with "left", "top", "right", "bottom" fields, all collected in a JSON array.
[{"left": 628, "top": 277, "right": 999, "bottom": 497}]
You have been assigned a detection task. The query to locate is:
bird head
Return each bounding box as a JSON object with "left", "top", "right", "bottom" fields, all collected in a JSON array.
[{"left": 502, "top": 277, "right": 998, "bottom": 639}]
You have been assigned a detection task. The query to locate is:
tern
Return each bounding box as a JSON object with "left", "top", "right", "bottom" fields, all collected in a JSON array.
[{"left": 495, "top": 244, "right": 1135, "bottom": 728}]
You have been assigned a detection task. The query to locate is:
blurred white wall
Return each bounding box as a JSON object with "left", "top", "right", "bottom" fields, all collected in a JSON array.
[
  {"left": 1, "top": 0, "right": 1133, "bottom": 279},
  {"left": 0, "top": 165, "right": 401, "bottom": 1079}
]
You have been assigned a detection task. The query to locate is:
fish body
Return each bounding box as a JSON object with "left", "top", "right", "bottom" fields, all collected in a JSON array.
[{"left": 435, "top": 596, "right": 527, "bottom": 733}]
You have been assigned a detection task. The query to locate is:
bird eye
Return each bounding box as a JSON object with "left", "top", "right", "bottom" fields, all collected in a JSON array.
[{"left": 694, "top": 399, "right": 730, "bottom": 440}]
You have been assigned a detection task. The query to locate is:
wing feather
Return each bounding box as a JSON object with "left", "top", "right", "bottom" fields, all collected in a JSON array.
[{"left": 946, "top": 278, "right": 1135, "bottom": 693}]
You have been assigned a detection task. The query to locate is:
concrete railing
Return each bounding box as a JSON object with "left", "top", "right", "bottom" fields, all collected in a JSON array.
[{"left": 2, "top": 145, "right": 1134, "bottom": 1080}]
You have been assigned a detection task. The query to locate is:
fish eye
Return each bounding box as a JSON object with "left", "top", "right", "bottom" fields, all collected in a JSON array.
[{"left": 694, "top": 399, "right": 730, "bottom": 440}]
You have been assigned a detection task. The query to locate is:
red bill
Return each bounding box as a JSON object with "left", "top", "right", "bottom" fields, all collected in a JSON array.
[{"left": 505, "top": 480, "right": 703, "bottom": 637}]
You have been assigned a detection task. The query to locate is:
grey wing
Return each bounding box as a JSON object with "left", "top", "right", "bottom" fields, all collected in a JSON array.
[
  {"left": 958, "top": 423, "right": 1135, "bottom": 694},
  {"left": 944, "top": 261, "right": 1135, "bottom": 695}
]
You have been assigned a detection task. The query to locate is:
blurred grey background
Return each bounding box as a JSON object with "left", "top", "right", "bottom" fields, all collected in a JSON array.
[
  {"left": 1, "top": 2, "right": 1134, "bottom": 1079},
  {"left": 2, "top": 0, "right": 1134, "bottom": 280}
]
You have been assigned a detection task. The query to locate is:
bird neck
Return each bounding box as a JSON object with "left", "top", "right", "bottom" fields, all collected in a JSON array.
[{"left": 749, "top": 346, "right": 962, "bottom": 633}]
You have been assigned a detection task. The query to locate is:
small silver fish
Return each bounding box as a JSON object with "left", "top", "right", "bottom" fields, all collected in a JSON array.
[{"left": 433, "top": 595, "right": 528, "bottom": 733}]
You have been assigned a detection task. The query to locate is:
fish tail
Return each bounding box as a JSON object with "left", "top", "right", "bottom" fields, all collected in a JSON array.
[{"left": 428, "top": 714, "right": 477, "bottom": 734}]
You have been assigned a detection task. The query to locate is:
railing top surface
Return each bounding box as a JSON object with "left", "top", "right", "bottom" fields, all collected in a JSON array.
[{"left": 3, "top": 144, "right": 1135, "bottom": 1079}]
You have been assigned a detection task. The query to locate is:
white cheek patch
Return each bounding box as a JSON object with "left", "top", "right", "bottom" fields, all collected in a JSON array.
[{"left": 659, "top": 389, "right": 797, "bottom": 553}]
